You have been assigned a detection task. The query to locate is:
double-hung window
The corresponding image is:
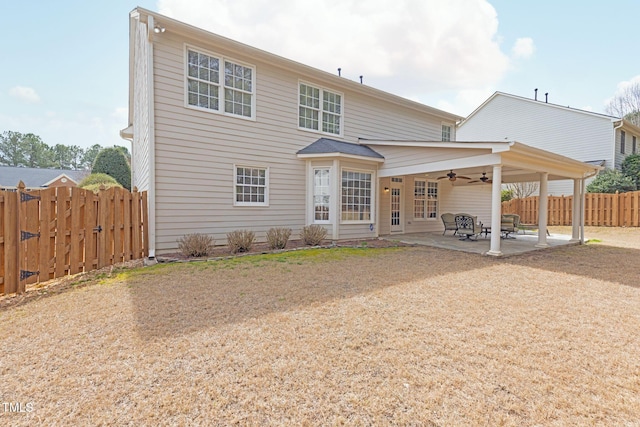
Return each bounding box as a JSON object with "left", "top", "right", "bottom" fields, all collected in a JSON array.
[
  {"left": 426, "top": 182, "right": 438, "bottom": 218},
  {"left": 299, "top": 83, "right": 342, "bottom": 135},
  {"left": 341, "top": 170, "right": 372, "bottom": 221},
  {"left": 187, "top": 47, "right": 255, "bottom": 118},
  {"left": 234, "top": 166, "right": 268, "bottom": 206},
  {"left": 313, "top": 168, "right": 330, "bottom": 222},
  {"left": 442, "top": 124, "right": 452, "bottom": 141},
  {"left": 414, "top": 179, "right": 426, "bottom": 219},
  {"left": 414, "top": 180, "right": 438, "bottom": 219}
]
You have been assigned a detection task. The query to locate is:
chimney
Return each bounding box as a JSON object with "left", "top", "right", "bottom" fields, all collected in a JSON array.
[
  {"left": 535, "top": 88, "right": 538, "bottom": 101},
  {"left": 545, "top": 92, "right": 549, "bottom": 103}
]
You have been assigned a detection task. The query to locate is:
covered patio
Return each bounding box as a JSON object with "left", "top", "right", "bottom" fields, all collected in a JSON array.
[
  {"left": 366, "top": 139, "right": 601, "bottom": 256},
  {"left": 380, "top": 230, "right": 577, "bottom": 257}
]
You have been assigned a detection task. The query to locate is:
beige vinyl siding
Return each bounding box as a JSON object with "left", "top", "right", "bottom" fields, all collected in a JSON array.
[
  {"left": 131, "top": 19, "right": 151, "bottom": 191},
  {"left": 146, "top": 30, "right": 456, "bottom": 252},
  {"left": 375, "top": 146, "right": 488, "bottom": 172}
]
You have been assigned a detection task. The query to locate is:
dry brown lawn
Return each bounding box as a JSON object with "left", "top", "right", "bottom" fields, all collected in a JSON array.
[{"left": 1, "top": 227, "right": 640, "bottom": 425}]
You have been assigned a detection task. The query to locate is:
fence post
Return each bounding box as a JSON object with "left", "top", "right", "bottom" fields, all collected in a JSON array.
[{"left": 3, "top": 184, "right": 20, "bottom": 294}]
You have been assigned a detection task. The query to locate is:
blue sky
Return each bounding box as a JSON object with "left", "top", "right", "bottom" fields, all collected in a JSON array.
[{"left": 1, "top": 0, "right": 639, "bottom": 150}]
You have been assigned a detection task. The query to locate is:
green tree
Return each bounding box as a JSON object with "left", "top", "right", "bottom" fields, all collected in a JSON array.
[
  {"left": 0, "top": 130, "right": 27, "bottom": 166},
  {"left": 586, "top": 169, "right": 636, "bottom": 193},
  {"left": 82, "top": 144, "right": 102, "bottom": 170},
  {"left": 52, "top": 144, "right": 73, "bottom": 169},
  {"left": 621, "top": 153, "right": 640, "bottom": 190},
  {"left": 22, "top": 133, "right": 54, "bottom": 168},
  {"left": 501, "top": 188, "right": 514, "bottom": 202},
  {"left": 92, "top": 147, "right": 131, "bottom": 190}
]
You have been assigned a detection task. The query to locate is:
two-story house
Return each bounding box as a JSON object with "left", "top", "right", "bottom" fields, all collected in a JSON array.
[
  {"left": 122, "top": 8, "right": 599, "bottom": 257},
  {"left": 457, "top": 91, "right": 640, "bottom": 195}
]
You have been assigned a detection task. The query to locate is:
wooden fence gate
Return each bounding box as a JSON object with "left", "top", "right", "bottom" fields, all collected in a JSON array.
[{"left": 1, "top": 183, "right": 148, "bottom": 295}]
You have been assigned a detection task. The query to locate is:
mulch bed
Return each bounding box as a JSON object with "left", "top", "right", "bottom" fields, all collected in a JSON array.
[{"left": 157, "top": 238, "right": 412, "bottom": 262}]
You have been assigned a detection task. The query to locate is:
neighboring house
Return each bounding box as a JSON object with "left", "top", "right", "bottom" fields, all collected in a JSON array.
[
  {"left": 122, "top": 8, "right": 599, "bottom": 257},
  {"left": 457, "top": 91, "right": 640, "bottom": 195},
  {"left": 0, "top": 166, "right": 88, "bottom": 190}
]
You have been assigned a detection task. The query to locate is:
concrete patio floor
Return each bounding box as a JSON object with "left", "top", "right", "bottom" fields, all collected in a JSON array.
[{"left": 380, "top": 231, "right": 578, "bottom": 257}]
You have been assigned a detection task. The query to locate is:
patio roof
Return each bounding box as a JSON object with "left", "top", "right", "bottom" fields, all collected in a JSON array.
[{"left": 358, "top": 139, "right": 601, "bottom": 182}]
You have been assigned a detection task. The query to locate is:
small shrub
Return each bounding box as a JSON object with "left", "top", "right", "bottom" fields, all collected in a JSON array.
[
  {"left": 227, "top": 229, "right": 255, "bottom": 254},
  {"left": 266, "top": 227, "right": 292, "bottom": 249},
  {"left": 300, "top": 224, "right": 327, "bottom": 246},
  {"left": 78, "top": 173, "right": 122, "bottom": 193},
  {"left": 177, "top": 233, "right": 215, "bottom": 257}
]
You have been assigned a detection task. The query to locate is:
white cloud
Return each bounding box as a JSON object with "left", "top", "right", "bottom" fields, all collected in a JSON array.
[
  {"left": 612, "top": 75, "right": 640, "bottom": 96},
  {"left": 9, "top": 86, "right": 41, "bottom": 104},
  {"left": 157, "top": 0, "right": 511, "bottom": 95},
  {"left": 511, "top": 37, "right": 535, "bottom": 59}
]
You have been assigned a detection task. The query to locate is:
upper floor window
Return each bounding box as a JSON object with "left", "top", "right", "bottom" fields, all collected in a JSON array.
[
  {"left": 299, "top": 83, "right": 342, "bottom": 135},
  {"left": 621, "top": 130, "right": 626, "bottom": 154},
  {"left": 187, "top": 48, "right": 255, "bottom": 118},
  {"left": 234, "top": 166, "right": 268, "bottom": 206},
  {"left": 442, "top": 124, "right": 452, "bottom": 141}
]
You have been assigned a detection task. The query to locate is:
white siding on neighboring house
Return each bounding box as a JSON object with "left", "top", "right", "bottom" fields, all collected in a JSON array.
[
  {"left": 458, "top": 92, "right": 616, "bottom": 196},
  {"left": 458, "top": 94, "right": 613, "bottom": 165}
]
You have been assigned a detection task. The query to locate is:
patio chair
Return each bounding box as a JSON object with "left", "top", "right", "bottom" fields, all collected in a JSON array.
[
  {"left": 441, "top": 212, "right": 457, "bottom": 235},
  {"left": 454, "top": 213, "right": 480, "bottom": 241},
  {"left": 501, "top": 214, "right": 520, "bottom": 239}
]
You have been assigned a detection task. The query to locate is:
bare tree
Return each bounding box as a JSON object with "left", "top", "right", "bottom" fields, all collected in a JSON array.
[
  {"left": 605, "top": 78, "right": 640, "bottom": 127},
  {"left": 506, "top": 182, "right": 539, "bottom": 199}
]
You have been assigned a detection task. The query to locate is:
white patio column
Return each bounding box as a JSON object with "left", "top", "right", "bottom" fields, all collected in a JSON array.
[
  {"left": 487, "top": 165, "right": 503, "bottom": 256},
  {"left": 571, "top": 179, "right": 580, "bottom": 242},
  {"left": 536, "top": 172, "right": 549, "bottom": 247}
]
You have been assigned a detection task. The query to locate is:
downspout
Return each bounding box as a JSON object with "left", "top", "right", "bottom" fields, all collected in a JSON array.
[
  {"left": 612, "top": 120, "right": 624, "bottom": 169},
  {"left": 146, "top": 14, "right": 157, "bottom": 258}
]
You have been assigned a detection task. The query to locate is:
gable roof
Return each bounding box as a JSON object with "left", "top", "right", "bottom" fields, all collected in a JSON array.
[
  {"left": 297, "top": 138, "right": 384, "bottom": 161},
  {"left": 126, "top": 7, "right": 463, "bottom": 133},
  {"left": 0, "top": 166, "right": 88, "bottom": 188},
  {"left": 461, "top": 91, "right": 620, "bottom": 125}
]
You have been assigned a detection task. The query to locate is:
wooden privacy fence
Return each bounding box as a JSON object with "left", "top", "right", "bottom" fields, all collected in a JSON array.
[
  {"left": 502, "top": 190, "right": 640, "bottom": 227},
  {"left": 1, "top": 183, "right": 148, "bottom": 295}
]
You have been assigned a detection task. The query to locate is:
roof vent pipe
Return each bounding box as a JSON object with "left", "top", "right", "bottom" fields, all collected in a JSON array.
[
  {"left": 359, "top": 75, "right": 363, "bottom": 84},
  {"left": 535, "top": 88, "right": 538, "bottom": 101},
  {"left": 338, "top": 68, "right": 341, "bottom": 77},
  {"left": 545, "top": 92, "right": 549, "bottom": 103}
]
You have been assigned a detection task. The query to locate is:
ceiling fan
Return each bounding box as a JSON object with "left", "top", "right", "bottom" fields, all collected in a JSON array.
[
  {"left": 437, "top": 170, "right": 471, "bottom": 182},
  {"left": 469, "top": 172, "right": 492, "bottom": 184}
]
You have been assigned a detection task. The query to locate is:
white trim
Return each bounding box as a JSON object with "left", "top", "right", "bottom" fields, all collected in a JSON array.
[
  {"left": 359, "top": 139, "right": 513, "bottom": 150},
  {"left": 42, "top": 173, "right": 80, "bottom": 187},
  {"left": 233, "top": 164, "right": 269, "bottom": 207},
  {"left": 184, "top": 44, "right": 256, "bottom": 121},
  {"left": 312, "top": 166, "right": 332, "bottom": 224},
  {"left": 298, "top": 80, "right": 344, "bottom": 137},
  {"left": 379, "top": 153, "right": 503, "bottom": 178},
  {"left": 297, "top": 152, "right": 384, "bottom": 163}
]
